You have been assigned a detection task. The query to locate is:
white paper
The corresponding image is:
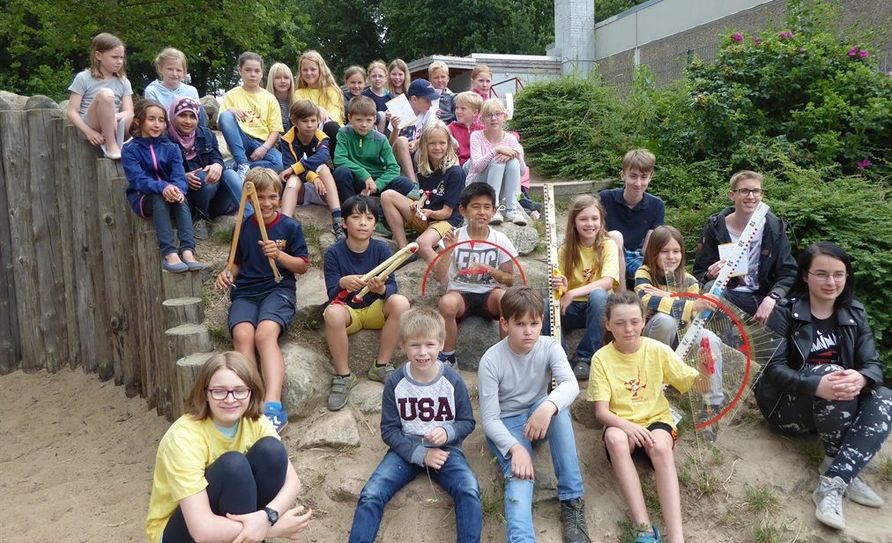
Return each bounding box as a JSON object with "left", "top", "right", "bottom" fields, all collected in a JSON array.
[
  {"left": 718, "top": 242, "right": 748, "bottom": 277},
  {"left": 505, "top": 93, "right": 514, "bottom": 120},
  {"left": 431, "top": 97, "right": 440, "bottom": 113},
  {"left": 385, "top": 94, "right": 417, "bottom": 131}
]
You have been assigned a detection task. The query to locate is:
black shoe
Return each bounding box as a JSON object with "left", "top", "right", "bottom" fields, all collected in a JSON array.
[
  {"left": 572, "top": 360, "right": 591, "bottom": 380},
  {"left": 560, "top": 498, "right": 591, "bottom": 543},
  {"left": 332, "top": 221, "right": 346, "bottom": 241}
]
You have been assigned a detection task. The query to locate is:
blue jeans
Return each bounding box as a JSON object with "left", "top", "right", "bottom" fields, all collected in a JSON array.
[
  {"left": 217, "top": 110, "right": 283, "bottom": 170},
  {"left": 349, "top": 449, "right": 482, "bottom": 543},
  {"left": 486, "top": 397, "right": 584, "bottom": 542},
  {"left": 481, "top": 158, "right": 521, "bottom": 212},
  {"left": 143, "top": 193, "right": 195, "bottom": 257},
  {"left": 187, "top": 168, "right": 243, "bottom": 220},
  {"left": 333, "top": 165, "right": 414, "bottom": 216},
  {"left": 562, "top": 288, "right": 609, "bottom": 364}
]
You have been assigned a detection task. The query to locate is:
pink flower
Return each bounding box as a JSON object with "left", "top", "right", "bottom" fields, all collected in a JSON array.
[
  {"left": 859, "top": 49, "right": 869, "bottom": 59},
  {"left": 857, "top": 159, "right": 872, "bottom": 170},
  {"left": 779, "top": 31, "right": 794, "bottom": 40},
  {"left": 848, "top": 46, "right": 859, "bottom": 57},
  {"left": 753, "top": 36, "right": 763, "bottom": 45},
  {"left": 731, "top": 32, "right": 743, "bottom": 42}
]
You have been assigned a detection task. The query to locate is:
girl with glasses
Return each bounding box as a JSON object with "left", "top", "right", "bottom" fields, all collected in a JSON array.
[
  {"left": 754, "top": 242, "right": 891, "bottom": 531},
  {"left": 145, "top": 352, "right": 312, "bottom": 542}
]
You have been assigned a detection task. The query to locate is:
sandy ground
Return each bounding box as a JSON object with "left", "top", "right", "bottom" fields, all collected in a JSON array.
[{"left": 2, "top": 368, "right": 891, "bottom": 543}]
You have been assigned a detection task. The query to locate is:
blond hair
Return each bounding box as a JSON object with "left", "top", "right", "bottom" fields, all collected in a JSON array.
[
  {"left": 454, "top": 91, "right": 483, "bottom": 112},
  {"left": 480, "top": 98, "right": 508, "bottom": 120},
  {"left": 297, "top": 50, "right": 342, "bottom": 117},
  {"left": 400, "top": 307, "right": 446, "bottom": 343},
  {"left": 154, "top": 47, "right": 187, "bottom": 77},
  {"left": 621, "top": 148, "right": 656, "bottom": 175},
  {"left": 428, "top": 61, "right": 449, "bottom": 78},
  {"left": 367, "top": 60, "right": 388, "bottom": 79},
  {"left": 266, "top": 62, "right": 295, "bottom": 107},
  {"left": 187, "top": 352, "right": 265, "bottom": 420},
  {"left": 417, "top": 121, "right": 459, "bottom": 177},
  {"left": 387, "top": 59, "right": 411, "bottom": 94},
  {"left": 729, "top": 170, "right": 763, "bottom": 191},
  {"left": 470, "top": 64, "right": 492, "bottom": 81},
  {"left": 560, "top": 195, "right": 609, "bottom": 285},
  {"left": 245, "top": 167, "right": 282, "bottom": 195},
  {"left": 89, "top": 32, "right": 125, "bottom": 79}
]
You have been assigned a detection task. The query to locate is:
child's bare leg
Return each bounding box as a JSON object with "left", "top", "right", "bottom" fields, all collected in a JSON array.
[
  {"left": 85, "top": 88, "right": 121, "bottom": 153},
  {"left": 379, "top": 295, "right": 410, "bottom": 363},
  {"left": 254, "top": 320, "right": 285, "bottom": 403},
  {"left": 604, "top": 427, "right": 650, "bottom": 527},
  {"left": 415, "top": 227, "right": 443, "bottom": 264},
  {"left": 317, "top": 166, "right": 341, "bottom": 211},
  {"left": 608, "top": 230, "right": 626, "bottom": 291},
  {"left": 393, "top": 137, "right": 417, "bottom": 182},
  {"left": 487, "top": 288, "right": 507, "bottom": 338},
  {"left": 647, "top": 430, "right": 684, "bottom": 542},
  {"left": 381, "top": 190, "right": 413, "bottom": 247},
  {"left": 323, "top": 305, "right": 352, "bottom": 375},
  {"left": 281, "top": 175, "right": 302, "bottom": 217},
  {"left": 116, "top": 110, "right": 134, "bottom": 145},
  {"left": 231, "top": 323, "right": 258, "bottom": 365},
  {"left": 438, "top": 292, "right": 466, "bottom": 352}
]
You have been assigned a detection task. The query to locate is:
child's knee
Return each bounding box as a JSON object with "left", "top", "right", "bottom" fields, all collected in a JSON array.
[
  {"left": 247, "top": 436, "right": 287, "bottom": 466},
  {"left": 603, "top": 427, "right": 630, "bottom": 451},
  {"left": 324, "top": 304, "right": 350, "bottom": 327},
  {"left": 385, "top": 294, "right": 410, "bottom": 314},
  {"left": 608, "top": 230, "right": 624, "bottom": 248},
  {"left": 231, "top": 323, "right": 255, "bottom": 345},
  {"left": 95, "top": 87, "right": 115, "bottom": 102},
  {"left": 253, "top": 323, "right": 281, "bottom": 346},
  {"left": 506, "top": 158, "right": 521, "bottom": 173},
  {"left": 587, "top": 288, "right": 608, "bottom": 306},
  {"left": 438, "top": 294, "right": 461, "bottom": 317},
  {"left": 648, "top": 437, "right": 675, "bottom": 465}
]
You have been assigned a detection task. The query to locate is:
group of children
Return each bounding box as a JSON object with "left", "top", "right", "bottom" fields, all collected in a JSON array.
[{"left": 68, "top": 30, "right": 885, "bottom": 543}]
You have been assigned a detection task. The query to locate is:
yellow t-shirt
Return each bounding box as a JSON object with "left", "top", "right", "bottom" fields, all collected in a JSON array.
[
  {"left": 295, "top": 86, "right": 345, "bottom": 125},
  {"left": 559, "top": 238, "right": 620, "bottom": 301},
  {"left": 587, "top": 337, "right": 699, "bottom": 429},
  {"left": 220, "top": 86, "right": 284, "bottom": 141},
  {"left": 145, "top": 415, "right": 278, "bottom": 543}
]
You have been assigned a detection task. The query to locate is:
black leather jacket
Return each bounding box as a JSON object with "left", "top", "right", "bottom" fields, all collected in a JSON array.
[{"left": 754, "top": 297, "right": 885, "bottom": 416}]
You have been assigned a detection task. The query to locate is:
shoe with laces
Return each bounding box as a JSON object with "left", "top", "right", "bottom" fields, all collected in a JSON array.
[
  {"left": 236, "top": 163, "right": 250, "bottom": 181},
  {"left": 813, "top": 475, "right": 847, "bottom": 530},
  {"left": 263, "top": 403, "right": 289, "bottom": 434},
  {"left": 490, "top": 211, "right": 504, "bottom": 225},
  {"left": 572, "top": 359, "right": 591, "bottom": 380},
  {"left": 504, "top": 210, "right": 527, "bottom": 226},
  {"left": 332, "top": 220, "right": 346, "bottom": 241},
  {"left": 438, "top": 352, "right": 458, "bottom": 370},
  {"left": 328, "top": 374, "right": 357, "bottom": 411},
  {"left": 559, "top": 498, "right": 591, "bottom": 543},
  {"left": 367, "top": 363, "right": 396, "bottom": 383},
  {"left": 634, "top": 524, "right": 661, "bottom": 543},
  {"left": 819, "top": 456, "right": 885, "bottom": 508}
]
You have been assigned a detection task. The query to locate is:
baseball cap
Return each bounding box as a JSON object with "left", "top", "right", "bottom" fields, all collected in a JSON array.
[{"left": 407, "top": 79, "right": 439, "bottom": 100}]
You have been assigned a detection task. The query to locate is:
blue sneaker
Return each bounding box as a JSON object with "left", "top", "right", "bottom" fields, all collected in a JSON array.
[
  {"left": 263, "top": 403, "right": 289, "bottom": 434},
  {"left": 437, "top": 352, "right": 457, "bottom": 370},
  {"left": 635, "top": 524, "right": 661, "bottom": 543}
]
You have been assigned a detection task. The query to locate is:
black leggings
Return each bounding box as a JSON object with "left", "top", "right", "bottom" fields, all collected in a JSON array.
[
  {"left": 322, "top": 120, "right": 340, "bottom": 157},
  {"left": 765, "top": 364, "right": 892, "bottom": 484},
  {"left": 162, "top": 436, "right": 288, "bottom": 542}
]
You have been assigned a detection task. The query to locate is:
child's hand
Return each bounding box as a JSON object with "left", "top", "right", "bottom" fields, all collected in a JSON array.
[
  {"left": 559, "top": 291, "right": 573, "bottom": 316},
  {"left": 443, "top": 228, "right": 459, "bottom": 247},
  {"left": 642, "top": 285, "right": 672, "bottom": 298},
  {"left": 691, "top": 297, "right": 716, "bottom": 314},
  {"left": 495, "top": 146, "right": 518, "bottom": 158},
  {"left": 407, "top": 139, "right": 418, "bottom": 153},
  {"left": 225, "top": 510, "right": 270, "bottom": 543},
  {"left": 494, "top": 152, "right": 511, "bottom": 164},
  {"left": 258, "top": 239, "right": 280, "bottom": 260},
  {"left": 250, "top": 145, "right": 268, "bottom": 162},
  {"left": 622, "top": 421, "right": 655, "bottom": 448},
  {"left": 86, "top": 127, "right": 105, "bottom": 146},
  {"left": 706, "top": 259, "right": 726, "bottom": 280},
  {"left": 229, "top": 108, "right": 248, "bottom": 122},
  {"left": 424, "top": 448, "right": 450, "bottom": 470},
  {"left": 390, "top": 115, "right": 401, "bottom": 130},
  {"left": 162, "top": 185, "right": 183, "bottom": 203},
  {"left": 270, "top": 505, "right": 312, "bottom": 539},
  {"left": 185, "top": 170, "right": 203, "bottom": 190},
  {"left": 215, "top": 270, "right": 234, "bottom": 290},
  {"left": 524, "top": 400, "right": 557, "bottom": 441},
  {"left": 367, "top": 275, "right": 386, "bottom": 295},
  {"left": 312, "top": 178, "right": 327, "bottom": 197},
  {"left": 205, "top": 164, "right": 223, "bottom": 184},
  {"left": 551, "top": 274, "right": 568, "bottom": 292},
  {"left": 424, "top": 427, "right": 448, "bottom": 446},
  {"left": 508, "top": 444, "right": 534, "bottom": 480},
  {"left": 340, "top": 274, "right": 366, "bottom": 292},
  {"left": 362, "top": 178, "right": 377, "bottom": 196}
]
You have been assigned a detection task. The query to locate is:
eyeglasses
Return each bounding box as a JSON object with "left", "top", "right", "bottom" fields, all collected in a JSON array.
[
  {"left": 484, "top": 112, "right": 506, "bottom": 119},
  {"left": 732, "top": 188, "right": 763, "bottom": 196},
  {"left": 808, "top": 271, "right": 848, "bottom": 283},
  {"left": 207, "top": 387, "right": 252, "bottom": 401}
]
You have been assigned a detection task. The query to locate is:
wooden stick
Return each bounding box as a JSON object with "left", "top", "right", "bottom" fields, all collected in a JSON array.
[
  {"left": 352, "top": 242, "right": 419, "bottom": 302},
  {"left": 225, "top": 182, "right": 283, "bottom": 284}
]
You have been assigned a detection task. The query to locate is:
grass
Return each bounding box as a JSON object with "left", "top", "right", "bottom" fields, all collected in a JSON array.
[
  {"left": 480, "top": 483, "right": 505, "bottom": 519},
  {"left": 797, "top": 438, "right": 825, "bottom": 465},
  {"left": 879, "top": 456, "right": 892, "bottom": 484},
  {"left": 751, "top": 519, "right": 785, "bottom": 543},
  {"left": 744, "top": 483, "right": 780, "bottom": 513}
]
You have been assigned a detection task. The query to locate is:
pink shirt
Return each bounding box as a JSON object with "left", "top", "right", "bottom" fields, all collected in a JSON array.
[
  {"left": 448, "top": 120, "right": 484, "bottom": 165},
  {"left": 467, "top": 130, "right": 526, "bottom": 183}
]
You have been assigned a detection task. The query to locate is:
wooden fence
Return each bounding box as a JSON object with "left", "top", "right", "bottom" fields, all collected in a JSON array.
[{"left": 0, "top": 106, "right": 212, "bottom": 419}]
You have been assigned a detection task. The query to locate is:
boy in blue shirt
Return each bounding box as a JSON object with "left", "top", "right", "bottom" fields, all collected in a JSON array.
[
  {"left": 323, "top": 195, "right": 411, "bottom": 411},
  {"left": 214, "top": 168, "right": 309, "bottom": 432},
  {"left": 348, "top": 307, "right": 481, "bottom": 542},
  {"left": 599, "top": 149, "right": 664, "bottom": 289}
]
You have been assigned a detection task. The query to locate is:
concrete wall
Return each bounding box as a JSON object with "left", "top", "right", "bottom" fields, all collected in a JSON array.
[{"left": 551, "top": 0, "right": 596, "bottom": 74}]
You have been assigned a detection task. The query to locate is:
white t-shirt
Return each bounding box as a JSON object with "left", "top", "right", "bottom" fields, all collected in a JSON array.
[
  {"left": 68, "top": 69, "right": 133, "bottom": 118},
  {"left": 446, "top": 226, "right": 517, "bottom": 294},
  {"left": 729, "top": 229, "right": 761, "bottom": 292}
]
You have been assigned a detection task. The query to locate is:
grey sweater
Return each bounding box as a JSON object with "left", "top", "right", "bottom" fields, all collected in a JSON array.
[{"left": 478, "top": 336, "right": 580, "bottom": 456}]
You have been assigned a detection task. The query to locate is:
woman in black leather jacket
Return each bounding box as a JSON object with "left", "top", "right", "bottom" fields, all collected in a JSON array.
[{"left": 754, "top": 242, "right": 891, "bottom": 531}]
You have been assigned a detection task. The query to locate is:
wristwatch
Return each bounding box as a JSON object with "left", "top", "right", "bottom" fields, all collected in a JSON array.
[
  {"left": 264, "top": 506, "right": 279, "bottom": 526},
  {"left": 768, "top": 292, "right": 781, "bottom": 300}
]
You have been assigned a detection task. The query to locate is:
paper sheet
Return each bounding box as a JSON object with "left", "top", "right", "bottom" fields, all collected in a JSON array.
[
  {"left": 385, "top": 94, "right": 417, "bottom": 131},
  {"left": 718, "top": 242, "right": 748, "bottom": 277}
]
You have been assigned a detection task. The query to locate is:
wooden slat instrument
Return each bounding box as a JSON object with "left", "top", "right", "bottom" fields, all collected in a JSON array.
[
  {"left": 226, "top": 181, "right": 283, "bottom": 284},
  {"left": 339, "top": 242, "right": 419, "bottom": 303}
]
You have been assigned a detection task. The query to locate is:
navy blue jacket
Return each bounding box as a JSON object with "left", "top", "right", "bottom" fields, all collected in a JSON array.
[
  {"left": 178, "top": 125, "right": 225, "bottom": 172},
  {"left": 121, "top": 136, "right": 187, "bottom": 216}
]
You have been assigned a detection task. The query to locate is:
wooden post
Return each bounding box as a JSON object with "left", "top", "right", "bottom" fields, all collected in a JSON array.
[
  {"left": 162, "top": 297, "right": 205, "bottom": 329},
  {"left": 164, "top": 324, "right": 213, "bottom": 419},
  {"left": 162, "top": 269, "right": 204, "bottom": 299},
  {"left": 54, "top": 117, "right": 80, "bottom": 372},
  {"left": 175, "top": 352, "right": 217, "bottom": 417},
  {"left": 132, "top": 217, "right": 166, "bottom": 413},
  {"left": 0, "top": 111, "right": 21, "bottom": 373},
  {"left": 26, "top": 108, "right": 69, "bottom": 372}
]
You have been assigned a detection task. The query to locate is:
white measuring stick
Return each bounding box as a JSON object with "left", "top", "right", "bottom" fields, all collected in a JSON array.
[
  {"left": 544, "top": 184, "right": 562, "bottom": 343},
  {"left": 675, "top": 202, "right": 770, "bottom": 359}
]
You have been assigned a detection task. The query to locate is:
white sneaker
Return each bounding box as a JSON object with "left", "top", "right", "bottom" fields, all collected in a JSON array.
[
  {"left": 505, "top": 210, "right": 527, "bottom": 226},
  {"left": 813, "top": 475, "right": 847, "bottom": 530},
  {"left": 236, "top": 163, "right": 250, "bottom": 181},
  {"left": 819, "top": 456, "right": 885, "bottom": 508},
  {"left": 490, "top": 211, "right": 504, "bottom": 225}
]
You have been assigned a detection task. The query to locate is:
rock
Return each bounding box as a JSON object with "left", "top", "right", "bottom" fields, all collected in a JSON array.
[
  {"left": 24, "top": 95, "right": 59, "bottom": 110},
  {"left": 531, "top": 441, "right": 558, "bottom": 503},
  {"left": 295, "top": 269, "right": 327, "bottom": 324},
  {"left": 281, "top": 343, "right": 331, "bottom": 415},
  {"left": 454, "top": 316, "right": 500, "bottom": 371},
  {"left": 324, "top": 470, "right": 367, "bottom": 503},
  {"left": 200, "top": 95, "right": 219, "bottom": 129},
  {"left": 351, "top": 380, "right": 384, "bottom": 414},
  {"left": 570, "top": 394, "right": 599, "bottom": 429},
  {"left": 494, "top": 222, "right": 540, "bottom": 256},
  {"left": 0, "top": 90, "right": 27, "bottom": 110},
  {"left": 347, "top": 330, "right": 405, "bottom": 376},
  {"left": 297, "top": 409, "right": 361, "bottom": 449},
  {"left": 214, "top": 129, "right": 231, "bottom": 162}
]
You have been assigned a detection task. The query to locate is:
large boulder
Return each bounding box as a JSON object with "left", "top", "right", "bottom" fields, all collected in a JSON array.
[
  {"left": 346, "top": 330, "right": 405, "bottom": 376},
  {"left": 350, "top": 380, "right": 385, "bottom": 414},
  {"left": 281, "top": 343, "right": 331, "bottom": 415},
  {"left": 0, "top": 90, "right": 27, "bottom": 110},
  {"left": 295, "top": 268, "right": 327, "bottom": 324},
  {"left": 24, "top": 95, "right": 58, "bottom": 110},
  {"left": 494, "top": 222, "right": 540, "bottom": 256},
  {"left": 200, "top": 95, "right": 219, "bottom": 129},
  {"left": 296, "top": 409, "right": 361, "bottom": 449},
  {"left": 454, "top": 316, "right": 501, "bottom": 371}
]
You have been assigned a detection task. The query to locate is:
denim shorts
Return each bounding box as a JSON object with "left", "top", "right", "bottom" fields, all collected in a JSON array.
[{"left": 228, "top": 289, "right": 296, "bottom": 334}]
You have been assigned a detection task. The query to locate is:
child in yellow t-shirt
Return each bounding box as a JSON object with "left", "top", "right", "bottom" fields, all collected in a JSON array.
[
  {"left": 589, "top": 291, "right": 703, "bottom": 543},
  {"left": 550, "top": 194, "right": 619, "bottom": 380}
]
